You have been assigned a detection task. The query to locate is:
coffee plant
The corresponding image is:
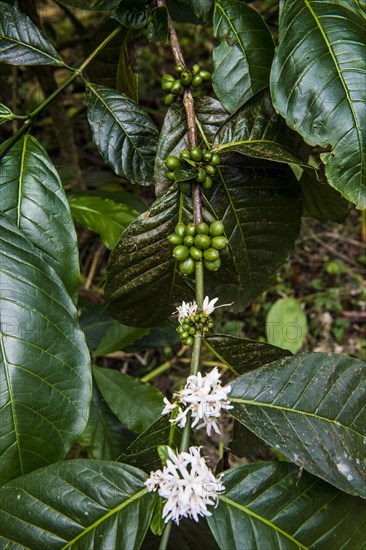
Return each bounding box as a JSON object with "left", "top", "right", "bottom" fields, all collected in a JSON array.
[{"left": 0, "top": 0, "right": 365, "bottom": 548}]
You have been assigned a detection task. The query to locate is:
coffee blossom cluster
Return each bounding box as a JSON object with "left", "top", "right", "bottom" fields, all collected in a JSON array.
[
  {"left": 162, "top": 367, "right": 232, "bottom": 436},
  {"left": 145, "top": 446, "right": 224, "bottom": 524}
]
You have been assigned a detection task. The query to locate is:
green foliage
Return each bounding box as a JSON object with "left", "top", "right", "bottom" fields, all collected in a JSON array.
[
  {"left": 0, "top": 216, "right": 91, "bottom": 484},
  {"left": 92, "top": 366, "right": 164, "bottom": 433},
  {"left": 229, "top": 353, "right": 366, "bottom": 497},
  {"left": 68, "top": 192, "right": 139, "bottom": 249},
  {"left": 0, "top": 461, "right": 155, "bottom": 549},
  {"left": 271, "top": 0, "right": 366, "bottom": 209},
  {"left": 212, "top": 0, "right": 274, "bottom": 113},
  {"left": 0, "top": 2, "right": 64, "bottom": 65},
  {"left": 208, "top": 462, "right": 366, "bottom": 549},
  {"left": 0, "top": 0, "right": 365, "bottom": 547},
  {"left": 1, "top": 135, "right": 80, "bottom": 302},
  {"left": 86, "top": 83, "right": 159, "bottom": 185},
  {"left": 205, "top": 334, "right": 291, "bottom": 374},
  {"left": 265, "top": 297, "right": 308, "bottom": 353}
]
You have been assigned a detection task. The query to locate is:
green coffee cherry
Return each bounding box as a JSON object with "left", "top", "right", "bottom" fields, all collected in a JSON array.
[
  {"left": 192, "top": 64, "right": 200, "bottom": 75},
  {"left": 210, "top": 153, "right": 221, "bottom": 166},
  {"left": 189, "top": 246, "right": 203, "bottom": 260},
  {"left": 189, "top": 327, "right": 196, "bottom": 335},
  {"left": 180, "top": 149, "right": 191, "bottom": 161},
  {"left": 194, "top": 234, "right": 211, "bottom": 250},
  {"left": 180, "top": 71, "right": 192, "bottom": 86},
  {"left": 203, "top": 151, "right": 212, "bottom": 163},
  {"left": 199, "top": 69, "right": 211, "bottom": 82},
  {"left": 185, "top": 336, "right": 194, "bottom": 346},
  {"left": 210, "top": 220, "right": 225, "bottom": 236},
  {"left": 203, "top": 247, "right": 220, "bottom": 261},
  {"left": 196, "top": 167, "right": 206, "bottom": 183},
  {"left": 173, "top": 245, "right": 189, "bottom": 261},
  {"left": 168, "top": 233, "right": 182, "bottom": 245},
  {"left": 192, "top": 75, "right": 203, "bottom": 87},
  {"left": 175, "top": 223, "right": 186, "bottom": 238},
  {"left": 171, "top": 79, "right": 184, "bottom": 96},
  {"left": 166, "top": 171, "right": 175, "bottom": 181},
  {"left": 164, "top": 93, "right": 176, "bottom": 106},
  {"left": 165, "top": 155, "right": 181, "bottom": 170},
  {"left": 211, "top": 236, "right": 228, "bottom": 250},
  {"left": 162, "top": 80, "right": 173, "bottom": 91},
  {"left": 181, "top": 331, "right": 189, "bottom": 339},
  {"left": 175, "top": 64, "right": 184, "bottom": 73},
  {"left": 205, "top": 164, "right": 216, "bottom": 176},
  {"left": 179, "top": 257, "right": 195, "bottom": 275},
  {"left": 185, "top": 224, "right": 196, "bottom": 236},
  {"left": 202, "top": 176, "right": 213, "bottom": 189},
  {"left": 204, "top": 258, "right": 221, "bottom": 271},
  {"left": 196, "top": 222, "right": 209, "bottom": 235},
  {"left": 183, "top": 235, "right": 194, "bottom": 247},
  {"left": 190, "top": 146, "right": 203, "bottom": 162},
  {"left": 162, "top": 74, "right": 175, "bottom": 82}
]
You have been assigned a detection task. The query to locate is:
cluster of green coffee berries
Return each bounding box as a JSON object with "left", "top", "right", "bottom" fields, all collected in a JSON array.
[
  {"left": 162, "top": 64, "right": 211, "bottom": 106},
  {"left": 176, "top": 314, "right": 214, "bottom": 347},
  {"left": 165, "top": 147, "right": 221, "bottom": 190},
  {"left": 168, "top": 221, "right": 228, "bottom": 275}
]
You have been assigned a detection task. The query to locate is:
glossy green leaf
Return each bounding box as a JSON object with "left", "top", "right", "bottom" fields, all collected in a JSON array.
[
  {"left": 57, "top": 0, "right": 120, "bottom": 10},
  {"left": 299, "top": 167, "right": 350, "bottom": 223},
  {"left": 271, "top": 0, "right": 366, "bottom": 209},
  {"left": 0, "top": 460, "right": 155, "bottom": 549},
  {"left": 173, "top": 166, "right": 198, "bottom": 183},
  {"left": 147, "top": 6, "right": 168, "bottom": 43},
  {"left": 212, "top": 0, "right": 274, "bottom": 113},
  {"left": 230, "top": 420, "right": 267, "bottom": 458},
  {"left": 213, "top": 90, "right": 307, "bottom": 166},
  {"left": 93, "top": 365, "right": 164, "bottom": 433},
  {"left": 204, "top": 153, "right": 302, "bottom": 308},
  {"left": 106, "top": 185, "right": 193, "bottom": 327},
  {"left": 205, "top": 334, "right": 291, "bottom": 375},
  {"left": 229, "top": 352, "right": 366, "bottom": 497},
  {"left": 154, "top": 96, "right": 228, "bottom": 196},
  {"left": 0, "top": 102, "right": 15, "bottom": 125},
  {"left": 95, "top": 322, "right": 150, "bottom": 356},
  {"left": 1, "top": 135, "right": 80, "bottom": 302},
  {"left": 121, "top": 416, "right": 197, "bottom": 474},
  {"left": 114, "top": 0, "right": 148, "bottom": 29},
  {"left": 79, "top": 303, "right": 115, "bottom": 353},
  {"left": 78, "top": 385, "right": 134, "bottom": 460},
  {"left": 68, "top": 193, "right": 139, "bottom": 250},
  {"left": 208, "top": 462, "right": 366, "bottom": 549},
  {"left": 266, "top": 297, "right": 308, "bottom": 354},
  {"left": 87, "top": 84, "right": 159, "bottom": 185},
  {"left": 0, "top": 2, "right": 64, "bottom": 65},
  {"left": 0, "top": 216, "right": 91, "bottom": 484},
  {"left": 87, "top": 22, "right": 138, "bottom": 101},
  {"left": 189, "top": 0, "right": 214, "bottom": 23}
]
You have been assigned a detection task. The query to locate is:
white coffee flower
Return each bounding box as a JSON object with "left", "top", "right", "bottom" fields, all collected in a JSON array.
[
  {"left": 162, "top": 368, "right": 232, "bottom": 436},
  {"left": 145, "top": 446, "right": 224, "bottom": 524},
  {"left": 173, "top": 300, "right": 198, "bottom": 323},
  {"left": 202, "top": 296, "right": 233, "bottom": 315}
]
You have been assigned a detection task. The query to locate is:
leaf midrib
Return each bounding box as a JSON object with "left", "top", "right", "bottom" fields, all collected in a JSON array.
[
  {"left": 61, "top": 487, "right": 148, "bottom": 549},
  {"left": 215, "top": 139, "right": 309, "bottom": 166},
  {"left": 1, "top": 13, "right": 61, "bottom": 64},
  {"left": 88, "top": 84, "right": 154, "bottom": 169},
  {"left": 230, "top": 397, "right": 362, "bottom": 437},
  {"left": 218, "top": 495, "right": 308, "bottom": 549},
  {"left": 215, "top": 3, "right": 253, "bottom": 95},
  {"left": 302, "top": 0, "right": 363, "bottom": 202},
  {"left": 0, "top": 331, "right": 24, "bottom": 476}
]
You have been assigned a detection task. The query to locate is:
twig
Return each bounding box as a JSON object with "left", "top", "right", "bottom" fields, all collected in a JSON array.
[{"left": 84, "top": 244, "right": 104, "bottom": 290}]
